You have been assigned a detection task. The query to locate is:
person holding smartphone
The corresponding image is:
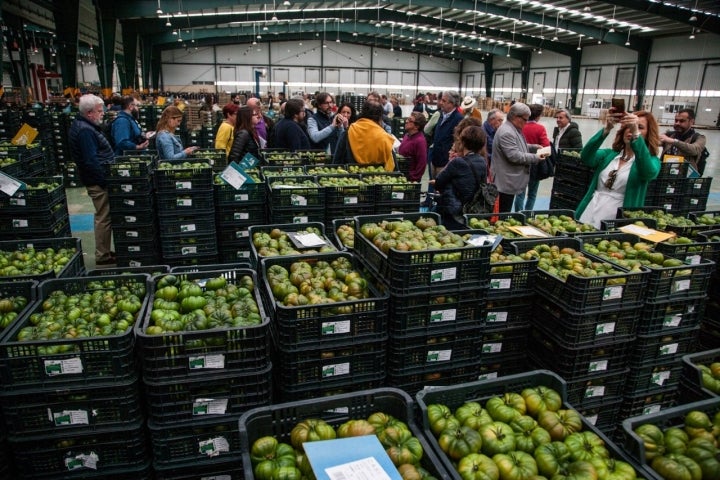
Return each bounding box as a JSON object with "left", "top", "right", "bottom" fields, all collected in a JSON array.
[
  {"left": 155, "top": 106, "right": 199, "bottom": 160},
  {"left": 576, "top": 108, "right": 661, "bottom": 228}
]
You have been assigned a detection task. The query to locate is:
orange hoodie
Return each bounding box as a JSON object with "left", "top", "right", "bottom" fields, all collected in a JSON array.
[{"left": 347, "top": 118, "right": 395, "bottom": 171}]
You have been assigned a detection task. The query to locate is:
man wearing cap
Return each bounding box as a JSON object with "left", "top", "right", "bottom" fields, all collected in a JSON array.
[{"left": 461, "top": 96, "right": 483, "bottom": 121}]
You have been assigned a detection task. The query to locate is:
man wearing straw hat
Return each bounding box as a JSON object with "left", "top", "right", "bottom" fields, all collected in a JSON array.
[{"left": 461, "top": 96, "right": 483, "bottom": 121}]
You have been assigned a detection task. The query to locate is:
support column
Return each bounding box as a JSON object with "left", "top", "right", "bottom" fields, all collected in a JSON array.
[
  {"left": 569, "top": 52, "right": 582, "bottom": 114},
  {"left": 483, "top": 56, "right": 494, "bottom": 100},
  {"left": 53, "top": 0, "right": 80, "bottom": 90},
  {"left": 635, "top": 42, "right": 653, "bottom": 112},
  {"left": 120, "top": 21, "right": 139, "bottom": 91},
  {"left": 520, "top": 51, "right": 531, "bottom": 102},
  {"left": 94, "top": 1, "right": 117, "bottom": 96}
]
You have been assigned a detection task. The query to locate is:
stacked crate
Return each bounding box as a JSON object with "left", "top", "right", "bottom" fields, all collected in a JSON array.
[
  {"left": 107, "top": 155, "right": 162, "bottom": 267},
  {"left": 696, "top": 228, "right": 720, "bottom": 349},
  {"left": 135, "top": 268, "right": 273, "bottom": 478},
  {"left": 214, "top": 169, "right": 266, "bottom": 263},
  {"left": 351, "top": 212, "right": 495, "bottom": 394},
  {"left": 155, "top": 160, "right": 218, "bottom": 267},
  {"left": 514, "top": 237, "right": 648, "bottom": 434},
  {"left": 0, "top": 274, "right": 152, "bottom": 479},
  {"left": 367, "top": 171, "right": 422, "bottom": 215},
  {"left": 49, "top": 112, "right": 71, "bottom": 177},
  {"left": 645, "top": 163, "right": 713, "bottom": 215},
  {"left": 0, "top": 108, "right": 22, "bottom": 141},
  {"left": 316, "top": 172, "right": 374, "bottom": 230},
  {"left": 266, "top": 174, "right": 325, "bottom": 225},
  {"left": 259, "top": 251, "right": 388, "bottom": 401},
  {"left": 23, "top": 108, "right": 57, "bottom": 175},
  {"left": 0, "top": 176, "right": 71, "bottom": 241},
  {"left": 550, "top": 149, "right": 593, "bottom": 210}
]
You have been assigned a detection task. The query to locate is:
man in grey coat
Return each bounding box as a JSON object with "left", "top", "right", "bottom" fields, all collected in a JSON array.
[{"left": 492, "top": 103, "right": 550, "bottom": 212}]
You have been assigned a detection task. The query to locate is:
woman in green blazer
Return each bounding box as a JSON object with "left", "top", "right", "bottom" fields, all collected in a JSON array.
[{"left": 576, "top": 110, "right": 661, "bottom": 228}]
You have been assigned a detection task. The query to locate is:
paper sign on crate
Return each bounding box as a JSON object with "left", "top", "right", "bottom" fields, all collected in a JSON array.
[
  {"left": 303, "top": 436, "right": 403, "bottom": 480},
  {"left": 619, "top": 224, "right": 676, "bottom": 243},
  {"left": 0, "top": 171, "right": 25, "bottom": 197},
  {"left": 220, "top": 161, "right": 256, "bottom": 190},
  {"left": 507, "top": 225, "right": 551, "bottom": 238},
  {"left": 11, "top": 123, "right": 38, "bottom": 146}
]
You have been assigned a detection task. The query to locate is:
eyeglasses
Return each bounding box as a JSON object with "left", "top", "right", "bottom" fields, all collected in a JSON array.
[
  {"left": 604, "top": 169, "right": 618, "bottom": 190},
  {"left": 520, "top": 116, "right": 530, "bottom": 121},
  {"left": 322, "top": 101, "right": 334, "bottom": 105}
]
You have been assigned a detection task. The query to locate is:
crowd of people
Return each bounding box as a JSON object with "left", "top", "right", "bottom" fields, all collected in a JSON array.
[{"left": 68, "top": 88, "right": 708, "bottom": 266}]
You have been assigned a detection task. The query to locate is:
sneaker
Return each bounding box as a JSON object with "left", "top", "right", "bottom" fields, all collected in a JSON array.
[{"left": 96, "top": 252, "right": 117, "bottom": 266}]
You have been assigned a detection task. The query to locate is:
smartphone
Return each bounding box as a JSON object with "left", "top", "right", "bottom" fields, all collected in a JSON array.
[{"left": 611, "top": 98, "right": 625, "bottom": 113}]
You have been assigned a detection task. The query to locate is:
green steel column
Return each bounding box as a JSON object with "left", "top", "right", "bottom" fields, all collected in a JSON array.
[
  {"left": 569, "top": 52, "right": 581, "bottom": 114},
  {"left": 151, "top": 45, "right": 162, "bottom": 92},
  {"left": 120, "top": 22, "right": 139, "bottom": 91},
  {"left": 142, "top": 39, "right": 153, "bottom": 92},
  {"left": 635, "top": 42, "right": 653, "bottom": 112},
  {"left": 53, "top": 0, "right": 80, "bottom": 90},
  {"left": 483, "top": 56, "right": 493, "bottom": 99},
  {"left": 94, "top": 2, "right": 117, "bottom": 95},
  {"left": 520, "top": 51, "right": 530, "bottom": 102}
]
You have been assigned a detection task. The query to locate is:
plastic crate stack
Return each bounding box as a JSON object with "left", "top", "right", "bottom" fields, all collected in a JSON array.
[
  {"left": 678, "top": 347, "right": 720, "bottom": 402},
  {"left": 154, "top": 160, "right": 218, "bottom": 267},
  {"left": 351, "top": 212, "right": 498, "bottom": 394},
  {"left": 107, "top": 155, "right": 162, "bottom": 267},
  {"left": 137, "top": 105, "right": 160, "bottom": 133},
  {"left": 0, "top": 108, "right": 22, "bottom": 141},
  {"left": 645, "top": 163, "right": 713, "bottom": 215},
  {"left": 697, "top": 228, "right": 720, "bottom": 349},
  {"left": 135, "top": 267, "right": 274, "bottom": 479},
  {"left": 266, "top": 173, "right": 325, "bottom": 225},
  {"left": 258, "top": 251, "right": 389, "bottom": 401},
  {"left": 23, "top": 108, "right": 57, "bottom": 175},
  {"left": 214, "top": 169, "right": 267, "bottom": 263},
  {"left": 367, "top": 171, "right": 423, "bottom": 214},
  {"left": 315, "top": 171, "right": 374, "bottom": 230},
  {"left": 49, "top": 112, "right": 71, "bottom": 178},
  {"left": 514, "top": 237, "right": 648, "bottom": 435},
  {"left": 0, "top": 176, "right": 71, "bottom": 241},
  {"left": 550, "top": 150, "right": 593, "bottom": 210},
  {"left": 0, "top": 273, "right": 152, "bottom": 479}
]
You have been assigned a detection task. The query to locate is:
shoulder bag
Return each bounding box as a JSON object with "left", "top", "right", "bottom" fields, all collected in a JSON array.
[{"left": 462, "top": 156, "right": 498, "bottom": 215}]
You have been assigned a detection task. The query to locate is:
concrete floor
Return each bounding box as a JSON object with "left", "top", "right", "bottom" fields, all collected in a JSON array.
[{"left": 67, "top": 113, "right": 720, "bottom": 271}]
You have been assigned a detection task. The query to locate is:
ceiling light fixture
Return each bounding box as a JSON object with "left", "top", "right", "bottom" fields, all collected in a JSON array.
[
  {"left": 472, "top": 0, "right": 477, "bottom": 34},
  {"left": 583, "top": 2, "right": 591, "bottom": 12},
  {"left": 625, "top": 29, "right": 631, "bottom": 46},
  {"left": 689, "top": 28, "right": 695, "bottom": 39},
  {"left": 156, "top": 0, "right": 163, "bottom": 15},
  {"left": 608, "top": 6, "right": 616, "bottom": 32},
  {"left": 165, "top": 19, "right": 172, "bottom": 27},
  {"left": 577, "top": 35, "right": 582, "bottom": 50},
  {"left": 271, "top": 0, "right": 278, "bottom": 21},
  {"left": 689, "top": 0, "right": 698, "bottom": 22}
]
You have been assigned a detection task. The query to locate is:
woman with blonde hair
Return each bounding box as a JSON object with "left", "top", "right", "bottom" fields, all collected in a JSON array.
[{"left": 155, "top": 106, "right": 198, "bottom": 159}]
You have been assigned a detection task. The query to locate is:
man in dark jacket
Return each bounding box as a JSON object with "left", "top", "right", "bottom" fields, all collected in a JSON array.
[
  {"left": 552, "top": 109, "right": 583, "bottom": 151},
  {"left": 68, "top": 94, "right": 117, "bottom": 266},
  {"left": 273, "top": 98, "right": 311, "bottom": 151},
  {"left": 111, "top": 96, "right": 149, "bottom": 156}
]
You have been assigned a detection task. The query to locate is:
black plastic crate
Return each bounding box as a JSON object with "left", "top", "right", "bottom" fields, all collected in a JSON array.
[
  {"left": 260, "top": 164, "right": 305, "bottom": 179},
  {"left": 464, "top": 212, "right": 526, "bottom": 240},
  {"left": 154, "top": 161, "right": 213, "bottom": 191},
  {"left": 304, "top": 164, "right": 348, "bottom": 175},
  {"left": 511, "top": 237, "right": 648, "bottom": 314},
  {"left": 637, "top": 296, "right": 706, "bottom": 334},
  {"left": 374, "top": 201, "right": 421, "bottom": 215},
  {"left": 331, "top": 217, "right": 355, "bottom": 250},
  {"left": 214, "top": 178, "right": 266, "bottom": 205},
  {"left": 218, "top": 246, "right": 252, "bottom": 264},
  {"left": 0, "top": 176, "right": 65, "bottom": 210},
  {"left": 387, "top": 328, "right": 485, "bottom": 373},
  {"left": 0, "top": 279, "right": 37, "bottom": 340},
  {"left": 157, "top": 190, "right": 215, "bottom": 213},
  {"left": 266, "top": 175, "right": 323, "bottom": 208},
  {"left": 488, "top": 255, "right": 538, "bottom": 298},
  {"left": 551, "top": 177, "right": 588, "bottom": 200},
  {"left": 0, "top": 273, "right": 148, "bottom": 389},
  {"left": 575, "top": 396, "right": 623, "bottom": 434},
  {"left": 259, "top": 252, "right": 388, "bottom": 348},
  {"left": 218, "top": 225, "right": 253, "bottom": 244},
  {"left": 107, "top": 176, "right": 154, "bottom": 195},
  {"left": 109, "top": 192, "right": 155, "bottom": 212},
  {"left": 216, "top": 203, "right": 267, "bottom": 225},
  {"left": 654, "top": 237, "right": 719, "bottom": 264},
  {"left": 624, "top": 357, "right": 683, "bottom": 395},
  {"left": 600, "top": 217, "right": 658, "bottom": 231},
  {"left": 648, "top": 177, "right": 688, "bottom": 196},
  {"left": 143, "top": 364, "right": 273, "bottom": 424},
  {"left": 533, "top": 296, "right": 640, "bottom": 346},
  {"left": 631, "top": 326, "right": 700, "bottom": 366},
  {"left": 681, "top": 347, "right": 720, "bottom": 399},
  {"left": 656, "top": 161, "right": 689, "bottom": 178},
  {"left": 113, "top": 223, "right": 159, "bottom": 243},
  {"left": 275, "top": 337, "right": 387, "bottom": 389},
  {"left": 326, "top": 205, "right": 376, "bottom": 224},
  {"left": 153, "top": 457, "right": 243, "bottom": 480},
  {"left": 388, "top": 288, "right": 486, "bottom": 336},
  {"left": 477, "top": 326, "right": 529, "bottom": 358},
  {"left": 483, "top": 295, "right": 534, "bottom": 330},
  {"left": 354, "top": 212, "right": 492, "bottom": 295},
  {"left": 386, "top": 358, "right": 508, "bottom": 397},
  {"left": 192, "top": 148, "right": 226, "bottom": 170},
  {"left": 268, "top": 206, "right": 326, "bottom": 225},
  {"left": 110, "top": 208, "right": 158, "bottom": 226},
  {"left": 86, "top": 264, "right": 170, "bottom": 276},
  {"left": 373, "top": 179, "right": 422, "bottom": 204},
  {"left": 297, "top": 149, "right": 332, "bottom": 165},
  {"left": 277, "top": 375, "right": 387, "bottom": 402},
  {"left": 107, "top": 155, "right": 154, "bottom": 177},
  {"left": 529, "top": 326, "right": 634, "bottom": 379},
  {"left": 0, "top": 199, "right": 68, "bottom": 231},
  {"left": 620, "top": 389, "right": 679, "bottom": 422},
  {"left": 549, "top": 193, "right": 582, "bottom": 211},
  {"left": 168, "top": 262, "right": 252, "bottom": 273},
  {"left": 317, "top": 174, "right": 375, "bottom": 208},
  {"left": 114, "top": 238, "right": 161, "bottom": 257},
  {"left": 565, "top": 369, "right": 629, "bottom": 407},
  {"left": 160, "top": 232, "right": 218, "bottom": 257},
  {"left": 157, "top": 214, "right": 216, "bottom": 235},
  {"left": 161, "top": 253, "right": 220, "bottom": 268},
  {"left": 8, "top": 419, "right": 149, "bottom": 478},
  {"left": 135, "top": 268, "right": 271, "bottom": 381},
  {"left": 249, "top": 222, "right": 336, "bottom": 267},
  {"left": 1, "top": 375, "right": 142, "bottom": 435},
  {"left": 238, "top": 388, "right": 448, "bottom": 480}
]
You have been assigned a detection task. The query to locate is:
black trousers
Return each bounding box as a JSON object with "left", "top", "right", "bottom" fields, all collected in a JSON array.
[{"left": 498, "top": 192, "right": 515, "bottom": 212}]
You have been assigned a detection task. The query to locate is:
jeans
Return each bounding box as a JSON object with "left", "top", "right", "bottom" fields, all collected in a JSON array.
[
  {"left": 513, "top": 191, "right": 525, "bottom": 212},
  {"left": 86, "top": 185, "right": 113, "bottom": 262},
  {"left": 513, "top": 180, "right": 540, "bottom": 212}
]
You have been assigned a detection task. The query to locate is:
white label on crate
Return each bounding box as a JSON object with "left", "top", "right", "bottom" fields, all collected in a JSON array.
[
  {"left": 234, "top": 212, "right": 249, "bottom": 220},
  {"left": 10, "top": 198, "right": 26, "bottom": 206},
  {"left": 65, "top": 452, "right": 98, "bottom": 470},
  {"left": 235, "top": 193, "right": 249, "bottom": 202},
  {"left": 322, "top": 321, "right": 351, "bottom": 335},
  {"left": 391, "top": 191, "right": 405, "bottom": 200},
  {"left": 128, "top": 246, "right": 141, "bottom": 252},
  {"left": 12, "top": 219, "right": 28, "bottom": 228},
  {"left": 585, "top": 414, "right": 598, "bottom": 425},
  {"left": 694, "top": 182, "right": 703, "bottom": 189},
  {"left": 666, "top": 186, "right": 675, "bottom": 194},
  {"left": 691, "top": 198, "right": 700, "bottom": 205},
  {"left": 291, "top": 194, "right": 308, "bottom": 206},
  {"left": 595, "top": 322, "right": 616, "bottom": 336},
  {"left": 181, "top": 246, "right": 198, "bottom": 255},
  {"left": 652, "top": 371, "right": 672, "bottom": 386},
  {"left": 121, "top": 184, "right": 133, "bottom": 192},
  {"left": 293, "top": 216, "right": 309, "bottom": 224},
  {"left": 663, "top": 314, "right": 683, "bottom": 328},
  {"left": 670, "top": 167, "right": 680, "bottom": 175},
  {"left": 643, "top": 404, "right": 662, "bottom": 415},
  {"left": 427, "top": 350, "right": 452, "bottom": 362},
  {"left": 123, "top": 199, "right": 136, "bottom": 207},
  {"left": 180, "top": 224, "right": 196, "bottom": 233},
  {"left": 602, "top": 285, "right": 623, "bottom": 300},
  {"left": 487, "top": 311, "right": 508, "bottom": 323},
  {"left": 343, "top": 196, "right": 358, "bottom": 205},
  {"left": 118, "top": 169, "right": 131, "bottom": 177},
  {"left": 198, "top": 437, "right": 230, "bottom": 457},
  {"left": 322, "top": 363, "right": 350, "bottom": 377},
  {"left": 490, "top": 278, "right": 512, "bottom": 290},
  {"left": 584, "top": 386, "right": 605, "bottom": 398},
  {"left": 326, "top": 456, "right": 393, "bottom": 480},
  {"left": 660, "top": 343, "right": 679, "bottom": 355},
  {"left": 664, "top": 203, "right": 673, "bottom": 211},
  {"left": 201, "top": 476, "right": 231, "bottom": 480},
  {"left": 124, "top": 215, "right": 137, "bottom": 223},
  {"left": 588, "top": 360, "right": 608, "bottom": 373},
  {"left": 126, "top": 231, "right": 139, "bottom": 238},
  {"left": 477, "top": 372, "right": 499, "bottom": 380},
  {"left": 193, "top": 398, "right": 228, "bottom": 415},
  {"left": 45, "top": 358, "right": 83, "bottom": 376},
  {"left": 673, "top": 279, "right": 691, "bottom": 292},
  {"left": 430, "top": 267, "right": 457, "bottom": 283},
  {"left": 236, "top": 230, "right": 249, "bottom": 239},
  {"left": 178, "top": 198, "right": 193, "bottom": 207},
  {"left": 430, "top": 309, "right": 456, "bottom": 323},
  {"left": 51, "top": 409, "right": 90, "bottom": 426},
  {"left": 189, "top": 354, "right": 225, "bottom": 370},
  {"left": 481, "top": 343, "right": 503, "bottom": 354},
  {"left": 687, "top": 305, "right": 696, "bottom": 314},
  {"left": 176, "top": 181, "right": 192, "bottom": 189},
  {"left": 129, "top": 260, "right": 142, "bottom": 267},
  {"left": 238, "top": 251, "right": 250, "bottom": 258},
  {"left": 684, "top": 255, "right": 702, "bottom": 265}
]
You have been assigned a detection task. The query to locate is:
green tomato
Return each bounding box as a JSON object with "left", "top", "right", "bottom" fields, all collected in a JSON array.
[
  {"left": 535, "top": 441, "right": 572, "bottom": 477},
  {"left": 634, "top": 424, "right": 666, "bottom": 461},
  {"left": 438, "top": 426, "right": 483, "bottom": 461},
  {"left": 565, "top": 431, "right": 609, "bottom": 462},
  {"left": 651, "top": 454, "right": 702, "bottom": 480},
  {"left": 427, "top": 404, "right": 461, "bottom": 436},
  {"left": 457, "top": 453, "right": 500, "bottom": 480},
  {"left": 486, "top": 394, "right": 526, "bottom": 423},
  {"left": 493, "top": 451, "right": 538, "bottom": 480},
  {"left": 480, "top": 422, "right": 516, "bottom": 456},
  {"left": 456, "top": 402, "right": 494, "bottom": 431},
  {"left": 521, "top": 386, "right": 562, "bottom": 416}
]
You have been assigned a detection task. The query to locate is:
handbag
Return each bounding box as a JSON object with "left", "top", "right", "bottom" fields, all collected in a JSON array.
[{"left": 462, "top": 157, "right": 498, "bottom": 215}]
